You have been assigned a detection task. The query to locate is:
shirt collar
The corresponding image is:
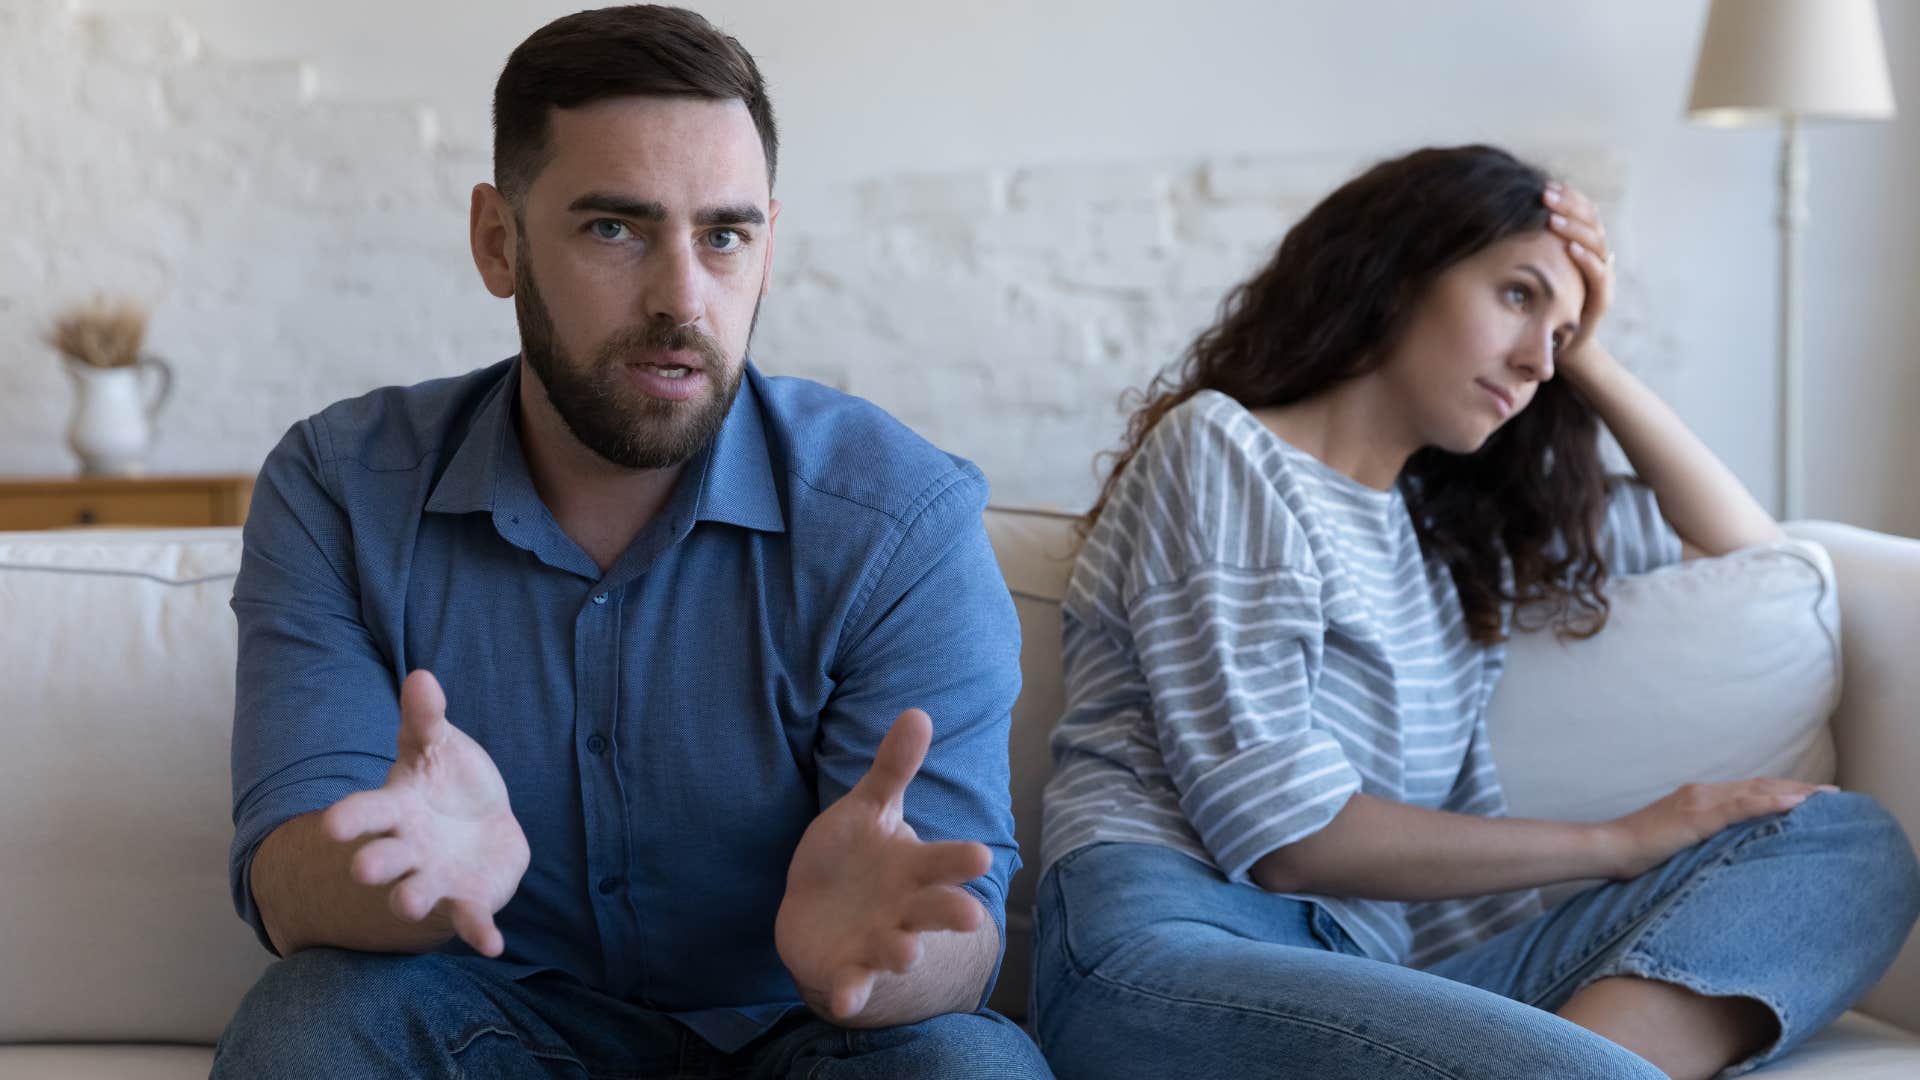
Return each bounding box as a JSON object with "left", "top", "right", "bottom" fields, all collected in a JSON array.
[
  {"left": 692, "top": 363, "right": 786, "bottom": 534},
  {"left": 424, "top": 358, "right": 786, "bottom": 535},
  {"left": 424, "top": 359, "right": 518, "bottom": 516}
]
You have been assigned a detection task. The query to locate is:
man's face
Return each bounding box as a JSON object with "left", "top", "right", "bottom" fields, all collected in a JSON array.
[{"left": 510, "top": 96, "right": 777, "bottom": 470}]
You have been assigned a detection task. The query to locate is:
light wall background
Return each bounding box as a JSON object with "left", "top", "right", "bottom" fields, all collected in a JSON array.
[{"left": 3, "top": 0, "right": 1916, "bottom": 529}]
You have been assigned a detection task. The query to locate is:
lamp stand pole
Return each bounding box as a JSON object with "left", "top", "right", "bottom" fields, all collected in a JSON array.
[{"left": 1777, "top": 114, "right": 1809, "bottom": 522}]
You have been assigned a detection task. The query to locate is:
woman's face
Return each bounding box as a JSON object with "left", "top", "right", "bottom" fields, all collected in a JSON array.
[{"left": 1375, "top": 230, "right": 1586, "bottom": 455}]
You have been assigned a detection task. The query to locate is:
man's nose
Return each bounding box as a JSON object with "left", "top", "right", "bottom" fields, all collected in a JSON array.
[{"left": 640, "top": 239, "right": 703, "bottom": 329}]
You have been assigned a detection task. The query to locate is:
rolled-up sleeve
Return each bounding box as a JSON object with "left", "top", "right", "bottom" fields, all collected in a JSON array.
[
  {"left": 1132, "top": 562, "right": 1361, "bottom": 882},
  {"left": 228, "top": 418, "right": 400, "bottom": 952},
  {"left": 1102, "top": 396, "right": 1362, "bottom": 882},
  {"left": 811, "top": 464, "right": 1022, "bottom": 1008}
]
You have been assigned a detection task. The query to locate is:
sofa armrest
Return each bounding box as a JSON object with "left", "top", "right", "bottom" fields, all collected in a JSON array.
[{"left": 1787, "top": 521, "right": 1920, "bottom": 1033}]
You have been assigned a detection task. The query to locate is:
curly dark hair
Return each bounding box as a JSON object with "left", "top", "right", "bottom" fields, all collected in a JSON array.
[{"left": 1082, "top": 145, "right": 1613, "bottom": 645}]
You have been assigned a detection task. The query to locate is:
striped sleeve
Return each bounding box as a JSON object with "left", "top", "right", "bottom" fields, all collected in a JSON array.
[
  {"left": 1132, "top": 567, "right": 1362, "bottom": 881},
  {"left": 1123, "top": 398, "right": 1362, "bottom": 882},
  {"left": 1597, "top": 477, "right": 1683, "bottom": 576}
]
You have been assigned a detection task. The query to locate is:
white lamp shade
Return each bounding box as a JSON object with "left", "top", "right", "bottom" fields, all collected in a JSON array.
[{"left": 1688, "top": 0, "right": 1897, "bottom": 125}]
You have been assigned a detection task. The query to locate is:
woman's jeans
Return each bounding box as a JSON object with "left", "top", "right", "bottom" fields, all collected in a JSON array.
[
  {"left": 1032, "top": 792, "right": 1920, "bottom": 1080},
  {"left": 211, "top": 950, "right": 1053, "bottom": 1080}
]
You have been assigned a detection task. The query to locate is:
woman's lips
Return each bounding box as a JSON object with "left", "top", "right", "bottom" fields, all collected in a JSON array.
[{"left": 1476, "top": 378, "right": 1516, "bottom": 416}]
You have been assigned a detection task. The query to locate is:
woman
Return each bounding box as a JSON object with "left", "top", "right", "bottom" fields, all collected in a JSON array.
[{"left": 1031, "top": 145, "right": 1919, "bottom": 1080}]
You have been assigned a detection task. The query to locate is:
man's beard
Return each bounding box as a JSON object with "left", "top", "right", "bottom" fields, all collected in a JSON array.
[{"left": 513, "top": 247, "right": 747, "bottom": 471}]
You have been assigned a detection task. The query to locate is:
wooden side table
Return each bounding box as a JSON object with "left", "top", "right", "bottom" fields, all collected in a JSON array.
[{"left": 0, "top": 475, "right": 255, "bottom": 530}]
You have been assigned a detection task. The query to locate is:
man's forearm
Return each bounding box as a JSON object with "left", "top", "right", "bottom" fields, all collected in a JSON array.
[
  {"left": 250, "top": 810, "right": 456, "bottom": 956},
  {"left": 835, "top": 892, "right": 1001, "bottom": 1029}
]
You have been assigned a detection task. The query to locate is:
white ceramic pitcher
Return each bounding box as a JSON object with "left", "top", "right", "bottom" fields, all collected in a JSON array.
[{"left": 64, "top": 355, "right": 173, "bottom": 476}]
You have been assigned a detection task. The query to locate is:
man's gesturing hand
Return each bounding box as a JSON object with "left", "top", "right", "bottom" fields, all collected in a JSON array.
[
  {"left": 775, "top": 708, "right": 993, "bottom": 1023},
  {"left": 320, "top": 669, "right": 530, "bottom": 957}
]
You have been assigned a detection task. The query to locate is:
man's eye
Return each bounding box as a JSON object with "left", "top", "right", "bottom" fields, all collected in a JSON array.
[
  {"left": 589, "top": 220, "right": 628, "bottom": 241},
  {"left": 707, "top": 229, "right": 745, "bottom": 252}
]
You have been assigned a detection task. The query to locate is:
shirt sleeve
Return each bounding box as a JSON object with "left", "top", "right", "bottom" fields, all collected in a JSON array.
[
  {"left": 811, "top": 463, "right": 1022, "bottom": 1009},
  {"left": 1596, "top": 476, "right": 1684, "bottom": 576},
  {"left": 1119, "top": 400, "right": 1363, "bottom": 883},
  {"left": 228, "top": 417, "right": 402, "bottom": 953}
]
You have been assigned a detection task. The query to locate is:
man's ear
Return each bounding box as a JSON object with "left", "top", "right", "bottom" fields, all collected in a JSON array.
[{"left": 470, "top": 183, "right": 518, "bottom": 299}]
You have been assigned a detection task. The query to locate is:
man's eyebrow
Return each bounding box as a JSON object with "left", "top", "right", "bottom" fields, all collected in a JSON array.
[
  {"left": 694, "top": 203, "right": 766, "bottom": 228},
  {"left": 566, "top": 193, "right": 667, "bottom": 220},
  {"left": 563, "top": 195, "right": 765, "bottom": 229}
]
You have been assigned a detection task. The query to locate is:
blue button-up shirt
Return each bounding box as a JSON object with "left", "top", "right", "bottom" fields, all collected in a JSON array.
[{"left": 228, "top": 358, "right": 1022, "bottom": 1051}]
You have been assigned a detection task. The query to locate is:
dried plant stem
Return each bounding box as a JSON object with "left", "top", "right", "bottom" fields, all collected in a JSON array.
[{"left": 46, "top": 296, "right": 150, "bottom": 369}]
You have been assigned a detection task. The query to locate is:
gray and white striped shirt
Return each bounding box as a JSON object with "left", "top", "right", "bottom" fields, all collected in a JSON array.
[{"left": 1041, "top": 389, "right": 1681, "bottom": 967}]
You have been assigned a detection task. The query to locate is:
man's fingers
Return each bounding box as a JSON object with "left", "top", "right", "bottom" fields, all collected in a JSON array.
[
  {"left": 449, "top": 900, "right": 505, "bottom": 958},
  {"left": 396, "top": 669, "right": 450, "bottom": 758},
  {"left": 830, "top": 971, "right": 876, "bottom": 1022},
  {"left": 910, "top": 839, "right": 993, "bottom": 887},
  {"left": 389, "top": 870, "right": 447, "bottom": 923},
  {"left": 322, "top": 789, "right": 402, "bottom": 843},
  {"left": 852, "top": 709, "right": 933, "bottom": 810},
  {"left": 349, "top": 836, "right": 417, "bottom": 886},
  {"left": 870, "top": 926, "right": 925, "bottom": 972},
  {"left": 899, "top": 887, "right": 984, "bottom": 935}
]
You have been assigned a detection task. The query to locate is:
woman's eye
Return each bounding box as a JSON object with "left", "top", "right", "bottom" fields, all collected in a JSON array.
[
  {"left": 707, "top": 229, "right": 745, "bottom": 252},
  {"left": 589, "top": 219, "right": 629, "bottom": 241},
  {"left": 1503, "top": 283, "right": 1532, "bottom": 307}
]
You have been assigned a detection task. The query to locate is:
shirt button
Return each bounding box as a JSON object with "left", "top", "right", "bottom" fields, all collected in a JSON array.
[
  {"left": 592, "top": 593, "right": 608, "bottom": 605},
  {"left": 586, "top": 734, "right": 607, "bottom": 755},
  {"left": 597, "top": 875, "right": 623, "bottom": 895}
]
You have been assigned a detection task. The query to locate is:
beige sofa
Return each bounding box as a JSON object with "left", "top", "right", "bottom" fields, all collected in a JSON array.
[{"left": 2, "top": 512, "right": 1918, "bottom": 1078}]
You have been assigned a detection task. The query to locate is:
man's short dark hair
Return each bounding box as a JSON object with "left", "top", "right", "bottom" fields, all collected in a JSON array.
[{"left": 492, "top": 5, "right": 778, "bottom": 202}]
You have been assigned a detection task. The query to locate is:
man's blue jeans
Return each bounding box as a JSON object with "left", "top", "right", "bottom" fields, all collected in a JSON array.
[
  {"left": 1032, "top": 792, "right": 1920, "bottom": 1080},
  {"left": 211, "top": 948, "right": 1053, "bottom": 1079}
]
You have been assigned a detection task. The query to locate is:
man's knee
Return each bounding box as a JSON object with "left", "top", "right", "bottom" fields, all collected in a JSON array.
[
  {"left": 885, "top": 1010, "right": 1053, "bottom": 1079},
  {"left": 212, "top": 949, "right": 483, "bottom": 1077}
]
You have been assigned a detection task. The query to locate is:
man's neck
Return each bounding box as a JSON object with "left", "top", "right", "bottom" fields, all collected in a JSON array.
[{"left": 515, "top": 367, "right": 684, "bottom": 574}]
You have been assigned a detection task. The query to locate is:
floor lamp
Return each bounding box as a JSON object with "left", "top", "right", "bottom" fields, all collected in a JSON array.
[{"left": 1686, "top": 0, "right": 1896, "bottom": 521}]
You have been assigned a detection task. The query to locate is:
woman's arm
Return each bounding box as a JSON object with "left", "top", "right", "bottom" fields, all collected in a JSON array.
[
  {"left": 1544, "top": 184, "right": 1785, "bottom": 556},
  {"left": 1564, "top": 347, "right": 1782, "bottom": 556},
  {"left": 1252, "top": 793, "right": 1611, "bottom": 899},
  {"left": 1253, "top": 780, "right": 1829, "bottom": 902}
]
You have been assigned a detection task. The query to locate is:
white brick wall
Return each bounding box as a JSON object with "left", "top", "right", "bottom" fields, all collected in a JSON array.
[{"left": 2, "top": 0, "right": 1646, "bottom": 509}]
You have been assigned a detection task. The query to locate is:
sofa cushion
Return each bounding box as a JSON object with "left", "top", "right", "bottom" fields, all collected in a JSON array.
[
  {"left": 1745, "top": 1011, "right": 1920, "bottom": 1077},
  {"left": 0, "top": 1044, "right": 215, "bottom": 1080},
  {"left": 1488, "top": 540, "right": 1839, "bottom": 826},
  {"left": 980, "top": 508, "right": 1079, "bottom": 1018},
  {"left": 0, "top": 529, "right": 267, "bottom": 1044},
  {"left": 0, "top": 518, "right": 1851, "bottom": 1048},
  {"left": 981, "top": 509, "right": 1843, "bottom": 1019}
]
